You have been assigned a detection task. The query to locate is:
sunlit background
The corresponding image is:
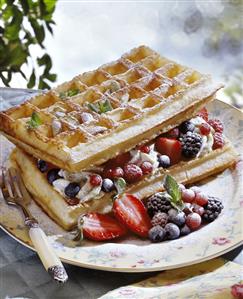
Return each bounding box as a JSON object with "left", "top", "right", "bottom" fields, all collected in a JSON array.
[{"left": 1, "top": 0, "right": 243, "bottom": 108}]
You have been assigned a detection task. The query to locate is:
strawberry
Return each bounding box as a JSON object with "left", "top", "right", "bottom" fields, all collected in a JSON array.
[
  {"left": 82, "top": 213, "right": 127, "bottom": 241},
  {"left": 113, "top": 194, "right": 151, "bottom": 237},
  {"left": 166, "top": 127, "right": 180, "bottom": 139},
  {"left": 197, "top": 107, "right": 208, "bottom": 121},
  {"left": 106, "top": 152, "right": 131, "bottom": 168},
  {"left": 155, "top": 137, "right": 182, "bottom": 164}
]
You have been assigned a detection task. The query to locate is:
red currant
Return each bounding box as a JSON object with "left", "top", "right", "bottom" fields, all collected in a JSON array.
[
  {"left": 137, "top": 145, "right": 150, "bottom": 154},
  {"left": 190, "top": 186, "right": 201, "bottom": 194},
  {"left": 182, "top": 189, "right": 195, "bottom": 203},
  {"left": 199, "top": 123, "right": 211, "bottom": 136},
  {"left": 90, "top": 174, "right": 102, "bottom": 186},
  {"left": 195, "top": 192, "right": 208, "bottom": 206},
  {"left": 186, "top": 213, "right": 201, "bottom": 230},
  {"left": 192, "top": 203, "right": 205, "bottom": 216},
  {"left": 140, "top": 161, "right": 153, "bottom": 175}
]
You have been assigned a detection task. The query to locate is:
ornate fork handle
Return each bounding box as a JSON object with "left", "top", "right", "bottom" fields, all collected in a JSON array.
[{"left": 1, "top": 167, "right": 68, "bottom": 283}]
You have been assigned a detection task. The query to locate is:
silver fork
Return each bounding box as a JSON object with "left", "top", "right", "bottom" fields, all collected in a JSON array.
[{"left": 0, "top": 167, "right": 68, "bottom": 283}]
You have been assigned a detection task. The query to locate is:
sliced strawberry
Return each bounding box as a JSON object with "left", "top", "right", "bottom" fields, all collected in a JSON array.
[
  {"left": 197, "top": 107, "right": 208, "bottom": 121},
  {"left": 155, "top": 137, "right": 182, "bottom": 165},
  {"left": 113, "top": 194, "right": 151, "bottom": 237},
  {"left": 82, "top": 213, "right": 127, "bottom": 241},
  {"left": 106, "top": 152, "right": 131, "bottom": 168}
]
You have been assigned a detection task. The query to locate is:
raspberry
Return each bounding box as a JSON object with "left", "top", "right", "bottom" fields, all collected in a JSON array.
[
  {"left": 140, "top": 161, "right": 153, "bottom": 175},
  {"left": 166, "top": 128, "right": 180, "bottom": 139},
  {"left": 103, "top": 167, "right": 124, "bottom": 179},
  {"left": 208, "top": 119, "right": 224, "bottom": 133},
  {"left": 137, "top": 145, "right": 150, "bottom": 154},
  {"left": 213, "top": 133, "right": 225, "bottom": 149},
  {"left": 199, "top": 123, "right": 211, "bottom": 136},
  {"left": 151, "top": 212, "right": 168, "bottom": 227},
  {"left": 90, "top": 174, "right": 102, "bottom": 186},
  {"left": 197, "top": 107, "right": 208, "bottom": 121},
  {"left": 123, "top": 164, "right": 143, "bottom": 183}
]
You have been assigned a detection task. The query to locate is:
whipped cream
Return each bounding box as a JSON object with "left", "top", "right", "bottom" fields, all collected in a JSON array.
[
  {"left": 190, "top": 116, "right": 214, "bottom": 157},
  {"left": 129, "top": 145, "right": 159, "bottom": 172},
  {"left": 54, "top": 170, "right": 103, "bottom": 203}
]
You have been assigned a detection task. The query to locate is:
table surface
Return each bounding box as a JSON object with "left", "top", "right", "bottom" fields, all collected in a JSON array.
[{"left": 0, "top": 88, "right": 242, "bottom": 299}]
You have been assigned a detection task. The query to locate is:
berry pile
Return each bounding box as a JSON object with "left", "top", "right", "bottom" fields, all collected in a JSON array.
[
  {"left": 146, "top": 182, "right": 224, "bottom": 243},
  {"left": 60, "top": 175, "right": 224, "bottom": 243},
  {"left": 36, "top": 107, "right": 226, "bottom": 205}
]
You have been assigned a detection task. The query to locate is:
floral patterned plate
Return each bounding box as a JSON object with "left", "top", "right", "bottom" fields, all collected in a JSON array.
[
  {"left": 0, "top": 99, "right": 242, "bottom": 272},
  {"left": 100, "top": 258, "right": 243, "bottom": 298}
]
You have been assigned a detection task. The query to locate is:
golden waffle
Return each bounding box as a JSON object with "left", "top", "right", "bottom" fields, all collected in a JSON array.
[
  {"left": 10, "top": 142, "right": 238, "bottom": 230},
  {"left": 1, "top": 46, "right": 223, "bottom": 172}
]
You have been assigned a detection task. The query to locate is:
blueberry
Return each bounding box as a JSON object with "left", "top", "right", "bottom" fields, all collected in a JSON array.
[
  {"left": 164, "top": 223, "right": 180, "bottom": 240},
  {"left": 158, "top": 155, "right": 171, "bottom": 168},
  {"left": 64, "top": 183, "right": 81, "bottom": 198},
  {"left": 47, "top": 169, "right": 61, "bottom": 184},
  {"left": 179, "top": 121, "right": 195, "bottom": 134},
  {"left": 148, "top": 225, "right": 166, "bottom": 243},
  {"left": 168, "top": 209, "right": 186, "bottom": 227},
  {"left": 102, "top": 178, "right": 114, "bottom": 193},
  {"left": 37, "top": 159, "right": 48, "bottom": 173},
  {"left": 180, "top": 224, "right": 191, "bottom": 236}
]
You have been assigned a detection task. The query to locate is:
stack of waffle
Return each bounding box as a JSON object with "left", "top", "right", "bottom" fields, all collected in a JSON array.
[{"left": 0, "top": 46, "right": 238, "bottom": 230}]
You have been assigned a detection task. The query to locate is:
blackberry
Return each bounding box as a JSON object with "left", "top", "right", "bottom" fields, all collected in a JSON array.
[
  {"left": 146, "top": 192, "right": 173, "bottom": 217},
  {"left": 202, "top": 196, "right": 223, "bottom": 222},
  {"left": 179, "top": 121, "right": 195, "bottom": 134},
  {"left": 180, "top": 132, "right": 202, "bottom": 158},
  {"left": 151, "top": 212, "right": 168, "bottom": 227}
]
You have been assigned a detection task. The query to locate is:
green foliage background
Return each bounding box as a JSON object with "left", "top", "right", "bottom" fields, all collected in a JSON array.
[{"left": 0, "top": 0, "right": 57, "bottom": 89}]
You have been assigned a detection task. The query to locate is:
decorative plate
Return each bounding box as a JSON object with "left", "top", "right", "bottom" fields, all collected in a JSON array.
[{"left": 0, "top": 100, "right": 242, "bottom": 272}]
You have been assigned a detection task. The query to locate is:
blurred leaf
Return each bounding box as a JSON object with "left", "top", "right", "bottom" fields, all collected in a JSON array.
[
  {"left": 38, "top": 77, "right": 50, "bottom": 89},
  {"left": 29, "top": 18, "right": 45, "bottom": 46},
  {"left": 27, "top": 70, "right": 36, "bottom": 88},
  {"left": 45, "top": 73, "right": 57, "bottom": 82},
  {"left": 19, "top": 0, "right": 29, "bottom": 15},
  {"left": 0, "top": 0, "right": 57, "bottom": 88},
  {"left": 8, "top": 43, "right": 27, "bottom": 66}
]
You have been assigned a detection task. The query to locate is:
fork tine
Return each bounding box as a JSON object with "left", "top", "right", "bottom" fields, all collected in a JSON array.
[
  {"left": 9, "top": 167, "right": 22, "bottom": 198},
  {"left": 3, "top": 168, "right": 15, "bottom": 198},
  {"left": 11, "top": 167, "right": 33, "bottom": 204},
  {"left": 0, "top": 168, "right": 5, "bottom": 199}
]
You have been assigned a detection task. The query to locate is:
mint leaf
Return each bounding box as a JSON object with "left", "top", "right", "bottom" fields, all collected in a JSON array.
[
  {"left": 27, "top": 112, "right": 42, "bottom": 129},
  {"left": 114, "top": 177, "right": 126, "bottom": 194},
  {"left": 59, "top": 88, "right": 80, "bottom": 99},
  {"left": 87, "top": 99, "right": 113, "bottom": 114},
  {"left": 87, "top": 103, "right": 100, "bottom": 114},
  {"left": 164, "top": 175, "right": 184, "bottom": 211},
  {"left": 99, "top": 99, "right": 113, "bottom": 114}
]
